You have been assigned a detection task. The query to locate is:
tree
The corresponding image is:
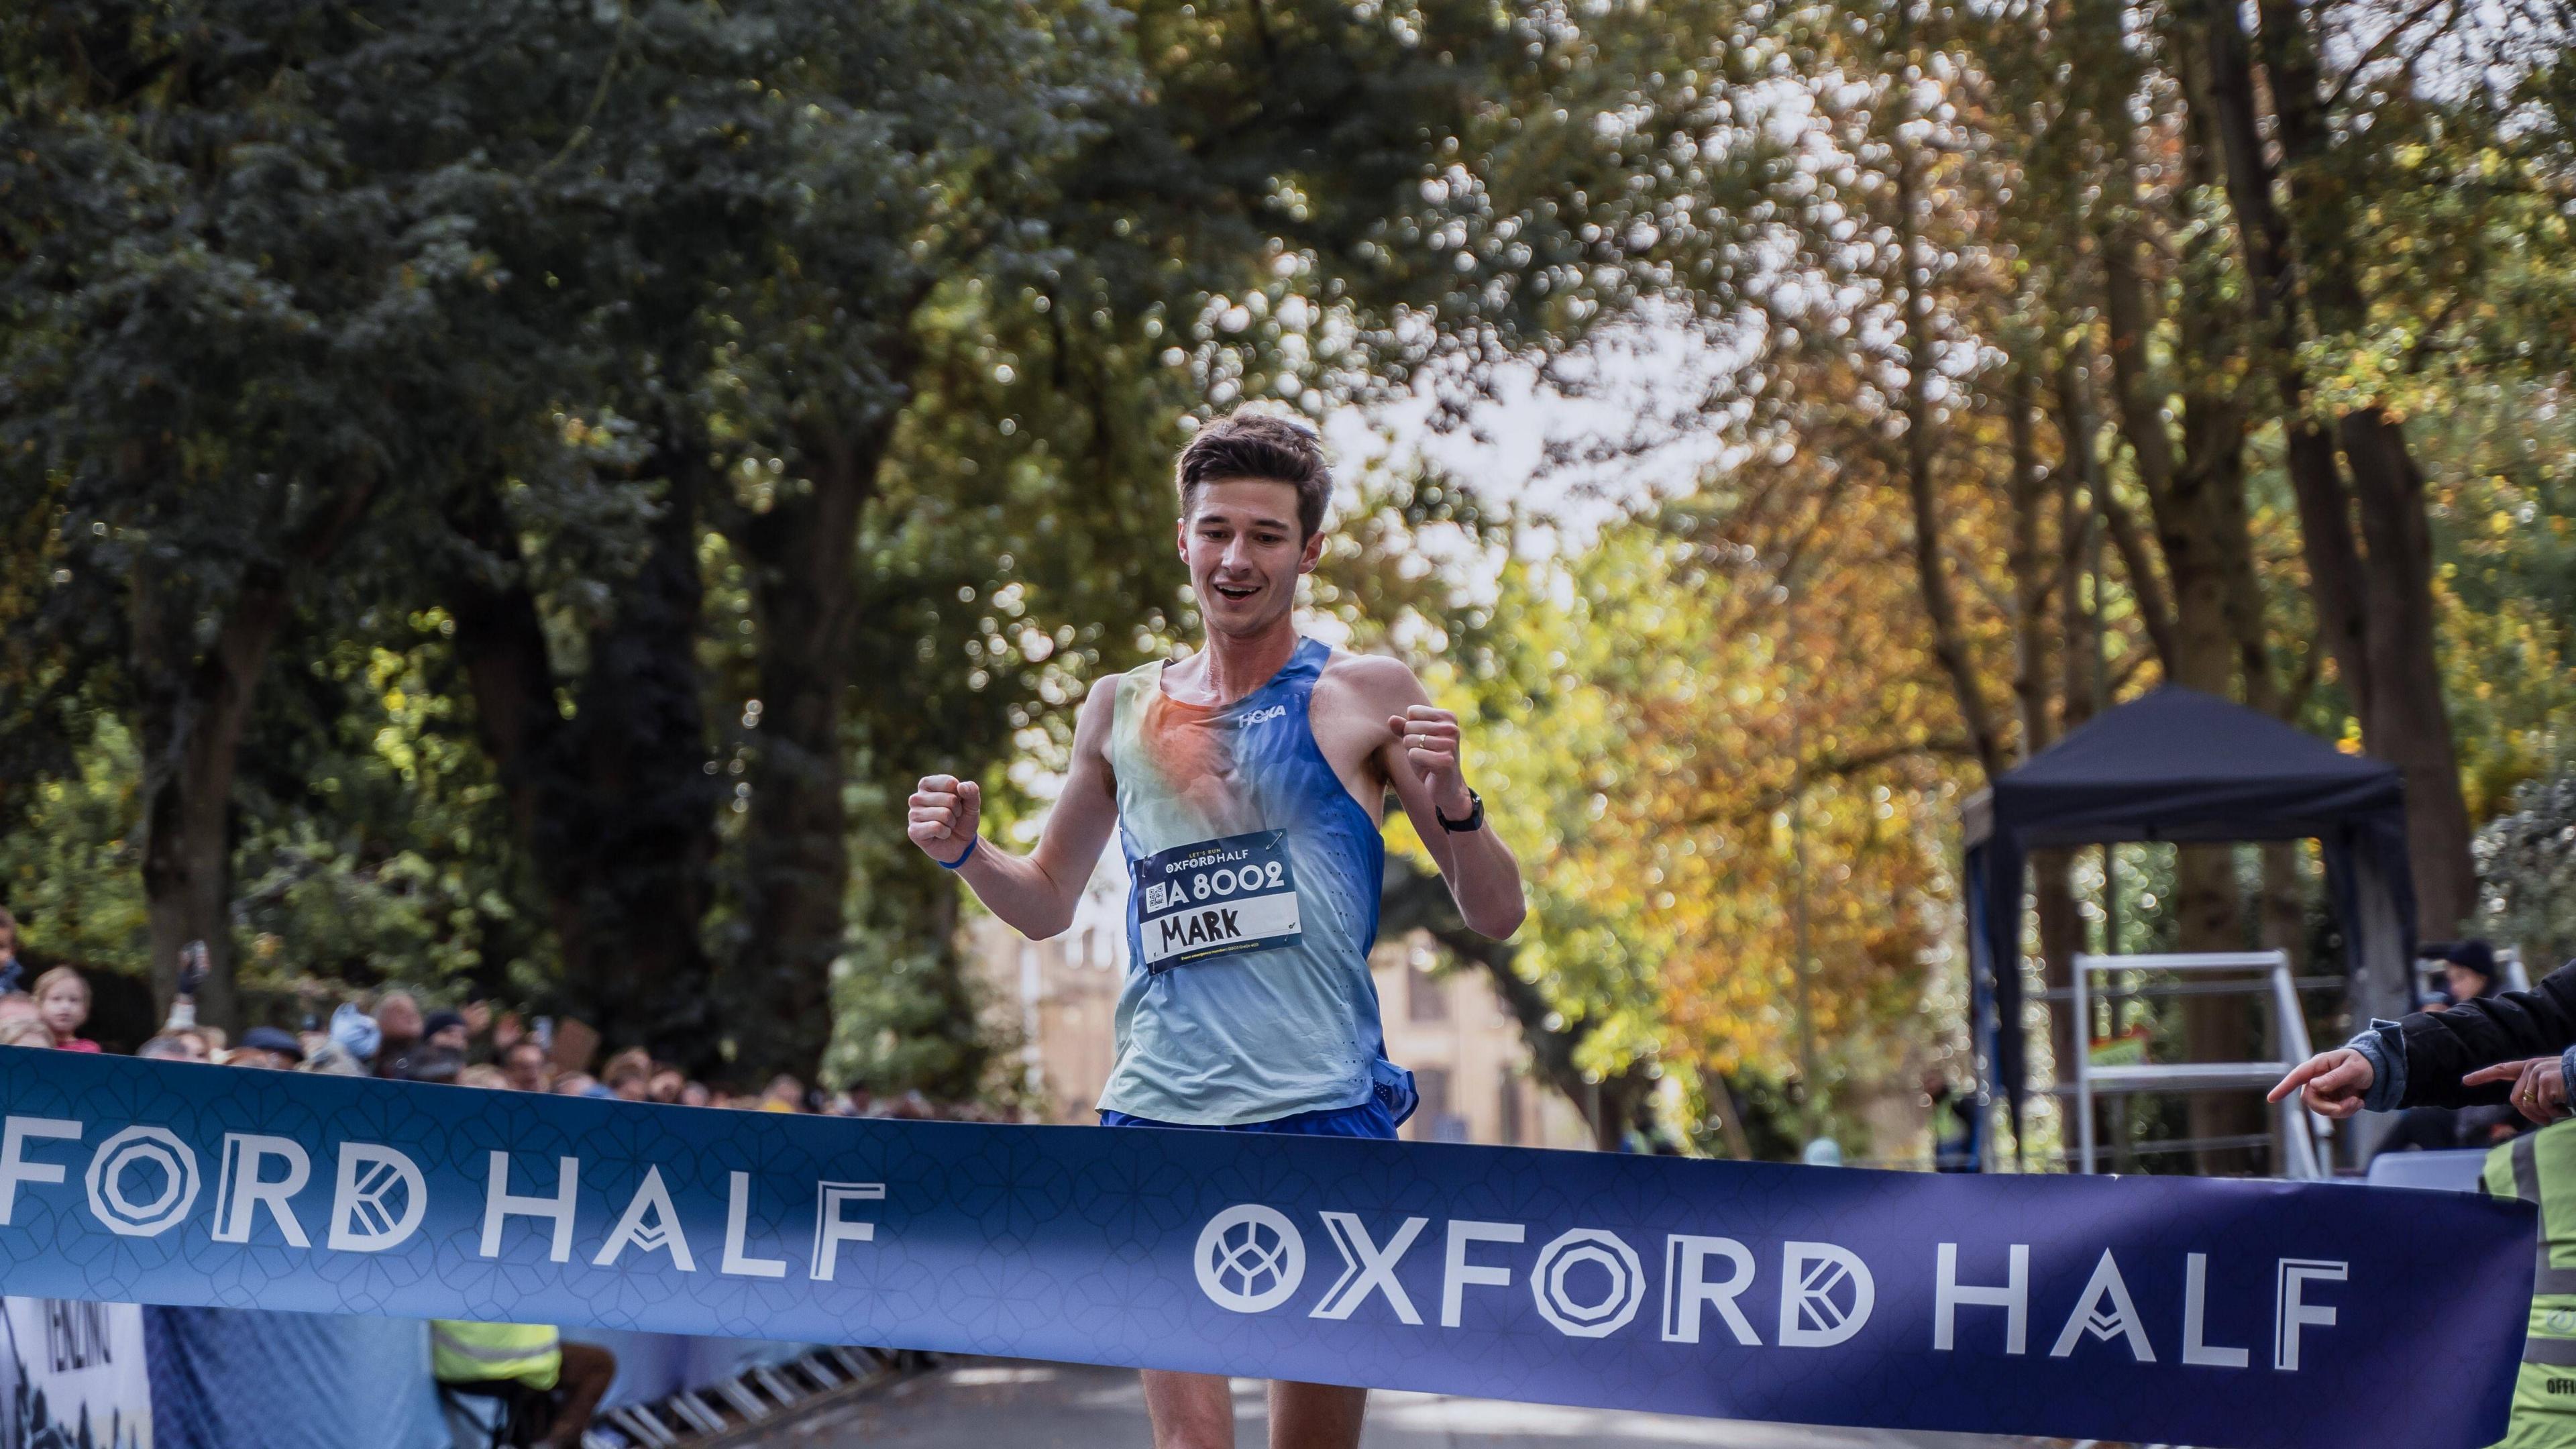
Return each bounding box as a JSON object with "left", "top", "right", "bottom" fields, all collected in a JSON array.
[
  {"left": 1, "top": 0, "right": 543, "bottom": 1022},
  {"left": 769, "top": 0, "right": 1716, "bottom": 1087},
  {"left": 2479, "top": 763, "right": 2576, "bottom": 971}
]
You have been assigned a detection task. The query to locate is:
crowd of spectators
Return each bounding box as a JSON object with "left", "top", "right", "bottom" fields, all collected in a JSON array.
[
  {"left": 0, "top": 934, "right": 993, "bottom": 1124},
  {"left": 0, "top": 928, "right": 1004, "bottom": 1448}
]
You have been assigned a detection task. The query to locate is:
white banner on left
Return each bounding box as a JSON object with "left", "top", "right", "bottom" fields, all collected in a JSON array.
[{"left": 0, "top": 1297, "right": 150, "bottom": 1449}]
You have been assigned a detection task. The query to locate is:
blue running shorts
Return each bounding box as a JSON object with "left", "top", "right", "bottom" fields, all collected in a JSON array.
[{"left": 1097, "top": 1098, "right": 1399, "bottom": 1140}]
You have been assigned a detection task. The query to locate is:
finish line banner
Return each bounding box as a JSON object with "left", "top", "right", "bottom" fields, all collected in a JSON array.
[{"left": 0, "top": 1051, "right": 2535, "bottom": 1448}]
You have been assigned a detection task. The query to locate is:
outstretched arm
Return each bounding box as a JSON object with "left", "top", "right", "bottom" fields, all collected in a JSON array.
[
  {"left": 907, "top": 676, "right": 1122, "bottom": 940},
  {"left": 2270, "top": 958, "right": 2576, "bottom": 1115},
  {"left": 1353, "top": 660, "right": 1525, "bottom": 940},
  {"left": 2374, "top": 961, "right": 2576, "bottom": 1108}
]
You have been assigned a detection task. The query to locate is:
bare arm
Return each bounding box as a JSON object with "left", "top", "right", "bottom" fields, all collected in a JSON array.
[
  {"left": 1347, "top": 658, "right": 1525, "bottom": 939},
  {"left": 906, "top": 675, "right": 1122, "bottom": 940}
]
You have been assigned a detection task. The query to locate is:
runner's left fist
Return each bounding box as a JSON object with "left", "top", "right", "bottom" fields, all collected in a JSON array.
[
  {"left": 2465, "top": 1055, "right": 2573, "bottom": 1125},
  {"left": 1389, "top": 705, "right": 1472, "bottom": 817}
]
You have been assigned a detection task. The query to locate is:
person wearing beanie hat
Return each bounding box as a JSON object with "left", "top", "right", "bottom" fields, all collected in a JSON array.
[
  {"left": 231, "top": 1026, "right": 305, "bottom": 1069},
  {"left": 2424, "top": 940, "right": 2502, "bottom": 1006},
  {"left": 422, "top": 1009, "right": 471, "bottom": 1053}
]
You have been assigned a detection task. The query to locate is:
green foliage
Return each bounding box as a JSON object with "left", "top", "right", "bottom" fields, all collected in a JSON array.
[
  {"left": 229, "top": 619, "right": 554, "bottom": 999},
  {"left": 1, "top": 0, "right": 1697, "bottom": 1089},
  {"left": 0, "top": 716, "right": 148, "bottom": 970},
  {"left": 2, "top": 0, "right": 2567, "bottom": 1145},
  {"left": 2478, "top": 762, "right": 2576, "bottom": 971}
]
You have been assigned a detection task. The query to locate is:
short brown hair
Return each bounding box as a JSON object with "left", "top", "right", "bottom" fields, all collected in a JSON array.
[{"left": 1174, "top": 410, "right": 1332, "bottom": 540}]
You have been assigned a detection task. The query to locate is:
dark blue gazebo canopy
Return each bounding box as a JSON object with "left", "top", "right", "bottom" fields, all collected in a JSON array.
[{"left": 1963, "top": 687, "right": 2416, "bottom": 1140}]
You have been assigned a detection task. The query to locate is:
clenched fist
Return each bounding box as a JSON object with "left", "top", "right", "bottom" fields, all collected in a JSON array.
[
  {"left": 1388, "top": 705, "right": 1472, "bottom": 818},
  {"left": 908, "top": 774, "right": 983, "bottom": 865}
]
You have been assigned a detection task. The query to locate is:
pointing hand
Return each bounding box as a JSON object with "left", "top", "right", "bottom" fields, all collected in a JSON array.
[
  {"left": 2267, "top": 1048, "right": 2375, "bottom": 1119},
  {"left": 2464, "top": 1056, "right": 2572, "bottom": 1125}
]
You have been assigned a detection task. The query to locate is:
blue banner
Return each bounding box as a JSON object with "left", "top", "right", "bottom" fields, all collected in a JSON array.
[{"left": 0, "top": 1050, "right": 2534, "bottom": 1447}]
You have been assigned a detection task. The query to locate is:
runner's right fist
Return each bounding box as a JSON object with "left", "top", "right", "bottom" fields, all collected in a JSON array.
[{"left": 908, "top": 775, "right": 982, "bottom": 865}]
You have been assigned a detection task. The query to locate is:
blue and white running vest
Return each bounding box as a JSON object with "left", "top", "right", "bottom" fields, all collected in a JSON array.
[{"left": 1099, "top": 637, "right": 1405, "bottom": 1126}]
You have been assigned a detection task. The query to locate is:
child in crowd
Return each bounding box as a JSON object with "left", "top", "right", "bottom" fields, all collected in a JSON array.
[{"left": 34, "top": 967, "right": 97, "bottom": 1051}]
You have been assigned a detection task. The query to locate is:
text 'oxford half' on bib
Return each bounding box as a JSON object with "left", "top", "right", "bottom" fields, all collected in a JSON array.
[{"left": 1134, "top": 829, "right": 1302, "bottom": 973}]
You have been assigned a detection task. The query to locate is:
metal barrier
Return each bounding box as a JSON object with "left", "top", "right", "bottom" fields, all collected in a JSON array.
[
  {"left": 580, "top": 1346, "right": 926, "bottom": 1448},
  {"left": 2067, "top": 950, "right": 2326, "bottom": 1178}
]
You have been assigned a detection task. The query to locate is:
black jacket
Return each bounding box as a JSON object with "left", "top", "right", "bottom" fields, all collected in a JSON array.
[{"left": 2386, "top": 959, "right": 2576, "bottom": 1109}]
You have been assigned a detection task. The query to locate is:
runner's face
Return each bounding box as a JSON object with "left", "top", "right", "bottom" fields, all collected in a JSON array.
[{"left": 1179, "top": 479, "right": 1320, "bottom": 636}]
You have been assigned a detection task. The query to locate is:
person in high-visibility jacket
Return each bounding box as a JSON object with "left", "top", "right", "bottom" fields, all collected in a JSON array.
[
  {"left": 2483, "top": 1121, "right": 2576, "bottom": 1447},
  {"left": 432, "top": 1318, "right": 616, "bottom": 1449}
]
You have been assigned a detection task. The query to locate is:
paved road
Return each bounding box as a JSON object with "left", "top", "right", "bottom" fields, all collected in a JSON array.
[{"left": 755, "top": 1358, "right": 2066, "bottom": 1448}]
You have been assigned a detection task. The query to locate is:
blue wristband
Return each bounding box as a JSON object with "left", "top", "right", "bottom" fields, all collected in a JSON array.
[{"left": 938, "top": 837, "right": 979, "bottom": 871}]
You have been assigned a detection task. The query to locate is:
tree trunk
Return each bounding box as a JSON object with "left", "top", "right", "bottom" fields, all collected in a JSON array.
[
  {"left": 441, "top": 445, "right": 723, "bottom": 1073},
  {"left": 2080, "top": 44, "right": 2275, "bottom": 1169},
  {"left": 441, "top": 474, "right": 580, "bottom": 955},
  {"left": 2010, "top": 360, "right": 2082, "bottom": 1108},
  {"left": 723, "top": 419, "right": 888, "bottom": 1082},
  {"left": 2098, "top": 171, "right": 2260, "bottom": 1171},
  {"left": 2191, "top": 0, "right": 2367, "bottom": 704},
  {"left": 2006, "top": 363, "right": 2054, "bottom": 763},
  {"left": 2194, "top": 0, "right": 2478, "bottom": 934},
  {"left": 135, "top": 585, "right": 285, "bottom": 1031},
  {"left": 1703, "top": 1075, "right": 1756, "bottom": 1160},
  {"left": 133, "top": 476, "right": 378, "bottom": 1029},
  {"left": 1380, "top": 857, "right": 1647, "bottom": 1151},
  {"left": 2049, "top": 358, "right": 2123, "bottom": 1163},
  {"left": 1891, "top": 130, "right": 2006, "bottom": 784},
  {"left": 2341, "top": 411, "right": 2478, "bottom": 934},
  {"left": 555, "top": 445, "right": 724, "bottom": 1066}
]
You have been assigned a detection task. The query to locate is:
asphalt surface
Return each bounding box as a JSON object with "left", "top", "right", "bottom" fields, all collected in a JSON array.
[{"left": 755, "top": 1358, "right": 2064, "bottom": 1448}]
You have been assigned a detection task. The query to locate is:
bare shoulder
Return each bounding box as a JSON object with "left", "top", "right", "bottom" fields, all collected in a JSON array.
[
  {"left": 1316, "top": 647, "right": 1428, "bottom": 714},
  {"left": 1070, "top": 669, "right": 1127, "bottom": 749},
  {"left": 1081, "top": 669, "right": 1127, "bottom": 713}
]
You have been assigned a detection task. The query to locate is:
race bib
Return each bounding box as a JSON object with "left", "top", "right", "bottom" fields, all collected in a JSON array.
[{"left": 1134, "top": 830, "right": 1303, "bottom": 973}]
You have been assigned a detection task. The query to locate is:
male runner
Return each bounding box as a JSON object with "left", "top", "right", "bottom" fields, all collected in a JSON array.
[{"left": 906, "top": 409, "right": 1525, "bottom": 1449}]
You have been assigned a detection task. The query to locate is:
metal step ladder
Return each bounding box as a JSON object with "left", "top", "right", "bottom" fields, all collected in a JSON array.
[{"left": 2068, "top": 950, "right": 2325, "bottom": 1179}]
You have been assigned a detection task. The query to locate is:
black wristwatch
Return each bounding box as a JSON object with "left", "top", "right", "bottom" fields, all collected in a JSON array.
[{"left": 1434, "top": 787, "right": 1485, "bottom": 833}]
